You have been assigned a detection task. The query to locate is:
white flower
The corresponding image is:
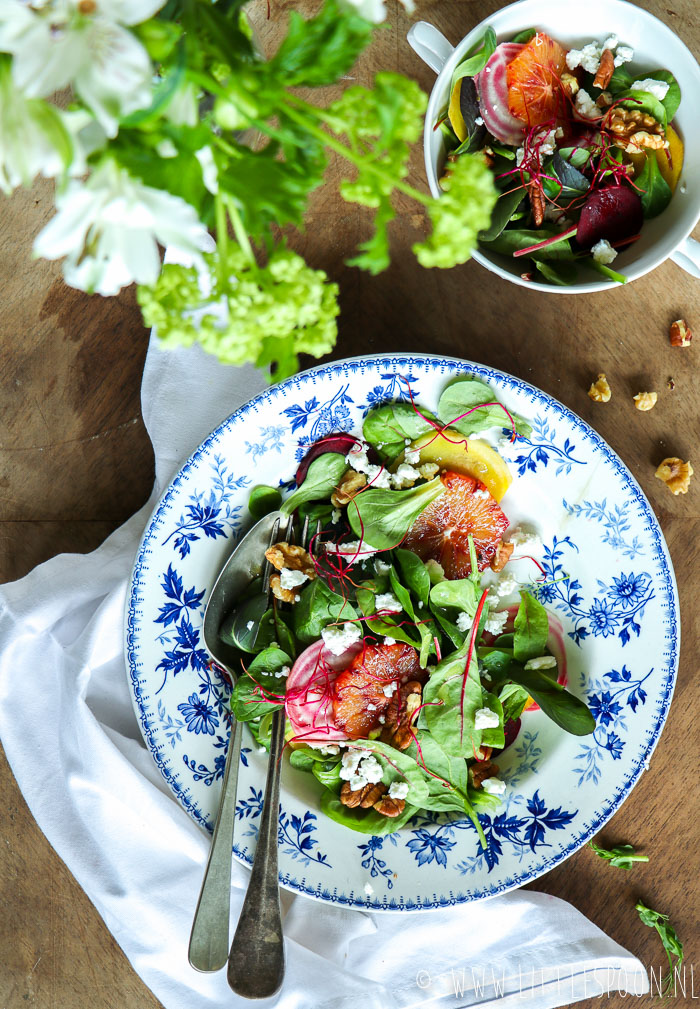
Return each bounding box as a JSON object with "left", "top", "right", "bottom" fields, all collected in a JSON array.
[
  {"left": 340, "top": 0, "right": 387, "bottom": 22},
  {"left": 33, "top": 159, "right": 214, "bottom": 295},
  {"left": 0, "top": 58, "right": 66, "bottom": 194},
  {"left": 0, "top": 0, "right": 165, "bottom": 137}
]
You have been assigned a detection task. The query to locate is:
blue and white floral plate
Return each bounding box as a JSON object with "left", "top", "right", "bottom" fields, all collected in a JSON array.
[{"left": 125, "top": 355, "right": 679, "bottom": 910}]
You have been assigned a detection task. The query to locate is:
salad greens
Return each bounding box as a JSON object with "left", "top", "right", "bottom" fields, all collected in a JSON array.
[
  {"left": 636, "top": 901, "right": 684, "bottom": 996},
  {"left": 440, "top": 26, "right": 683, "bottom": 286},
  {"left": 588, "top": 841, "right": 649, "bottom": 870},
  {"left": 225, "top": 383, "right": 595, "bottom": 837}
]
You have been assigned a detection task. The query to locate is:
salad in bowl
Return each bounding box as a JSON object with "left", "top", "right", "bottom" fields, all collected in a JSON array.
[
  {"left": 225, "top": 378, "right": 595, "bottom": 844},
  {"left": 438, "top": 26, "right": 683, "bottom": 286}
]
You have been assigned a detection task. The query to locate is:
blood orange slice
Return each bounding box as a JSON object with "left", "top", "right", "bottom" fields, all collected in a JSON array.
[
  {"left": 332, "top": 642, "right": 423, "bottom": 740},
  {"left": 403, "top": 471, "right": 509, "bottom": 577},
  {"left": 506, "top": 32, "right": 568, "bottom": 128}
]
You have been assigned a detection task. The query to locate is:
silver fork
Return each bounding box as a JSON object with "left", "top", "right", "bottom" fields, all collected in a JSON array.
[{"left": 227, "top": 515, "right": 315, "bottom": 1000}]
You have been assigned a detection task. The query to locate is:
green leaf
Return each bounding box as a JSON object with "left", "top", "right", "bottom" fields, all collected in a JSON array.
[
  {"left": 479, "top": 187, "right": 527, "bottom": 242},
  {"left": 498, "top": 681, "right": 530, "bottom": 722},
  {"left": 255, "top": 609, "right": 296, "bottom": 657},
  {"left": 394, "top": 549, "right": 431, "bottom": 607},
  {"left": 320, "top": 791, "right": 418, "bottom": 834},
  {"left": 588, "top": 841, "right": 649, "bottom": 870},
  {"left": 480, "top": 228, "right": 576, "bottom": 260},
  {"left": 618, "top": 89, "right": 668, "bottom": 130},
  {"left": 388, "top": 565, "right": 434, "bottom": 666},
  {"left": 636, "top": 151, "right": 672, "bottom": 219},
  {"left": 347, "top": 477, "right": 445, "bottom": 550},
  {"left": 511, "top": 28, "right": 536, "bottom": 43},
  {"left": 488, "top": 660, "right": 595, "bottom": 736},
  {"left": 269, "top": 0, "right": 372, "bottom": 87},
  {"left": 349, "top": 738, "right": 431, "bottom": 807},
  {"left": 362, "top": 402, "right": 437, "bottom": 461},
  {"left": 607, "top": 66, "right": 633, "bottom": 95},
  {"left": 230, "top": 646, "right": 290, "bottom": 721},
  {"left": 248, "top": 485, "right": 282, "bottom": 519},
  {"left": 478, "top": 691, "right": 505, "bottom": 748},
  {"left": 312, "top": 758, "right": 342, "bottom": 791},
  {"left": 451, "top": 27, "right": 497, "bottom": 84},
  {"left": 513, "top": 591, "right": 549, "bottom": 662},
  {"left": 635, "top": 901, "right": 683, "bottom": 996},
  {"left": 293, "top": 577, "right": 357, "bottom": 645},
  {"left": 437, "top": 377, "right": 532, "bottom": 438},
  {"left": 281, "top": 453, "right": 348, "bottom": 515},
  {"left": 423, "top": 642, "right": 484, "bottom": 757},
  {"left": 345, "top": 198, "right": 395, "bottom": 275},
  {"left": 110, "top": 129, "right": 209, "bottom": 210},
  {"left": 644, "top": 70, "right": 681, "bottom": 120},
  {"left": 535, "top": 259, "right": 578, "bottom": 286},
  {"left": 588, "top": 260, "right": 627, "bottom": 285},
  {"left": 430, "top": 577, "right": 480, "bottom": 616}
]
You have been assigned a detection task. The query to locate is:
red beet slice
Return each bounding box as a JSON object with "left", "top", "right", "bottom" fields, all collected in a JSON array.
[
  {"left": 475, "top": 43, "right": 526, "bottom": 146},
  {"left": 576, "top": 185, "right": 643, "bottom": 249},
  {"left": 295, "top": 433, "right": 359, "bottom": 486}
]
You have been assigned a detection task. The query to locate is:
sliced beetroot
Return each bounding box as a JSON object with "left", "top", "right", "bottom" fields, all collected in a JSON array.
[
  {"left": 576, "top": 185, "right": 643, "bottom": 249},
  {"left": 295, "top": 433, "right": 359, "bottom": 486},
  {"left": 475, "top": 43, "right": 526, "bottom": 146},
  {"left": 285, "top": 638, "right": 363, "bottom": 743},
  {"left": 502, "top": 717, "right": 521, "bottom": 750}
]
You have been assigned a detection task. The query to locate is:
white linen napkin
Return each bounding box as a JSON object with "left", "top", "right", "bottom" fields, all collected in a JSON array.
[{"left": 0, "top": 336, "right": 649, "bottom": 1009}]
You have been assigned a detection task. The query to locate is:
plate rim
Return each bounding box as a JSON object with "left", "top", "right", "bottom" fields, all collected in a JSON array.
[{"left": 124, "top": 352, "right": 680, "bottom": 910}]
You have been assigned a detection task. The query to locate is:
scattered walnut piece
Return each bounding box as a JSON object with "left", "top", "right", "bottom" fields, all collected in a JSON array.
[
  {"left": 380, "top": 681, "right": 422, "bottom": 750},
  {"left": 373, "top": 794, "right": 406, "bottom": 818},
  {"left": 269, "top": 576, "right": 299, "bottom": 604},
  {"left": 561, "top": 72, "right": 579, "bottom": 97},
  {"left": 469, "top": 759, "right": 500, "bottom": 789},
  {"left": 669, "top": 319, "right": 692, "bottom": 347},
  {"left": 655, "top": 458, "right": 693, "bottom": 495},
  {"left": 605, "top": 107, "right": 665, "bottom": 153},
  {"left": 474, "top": 745, "right": 493, "bottom": 762},
  {"left": 265, "top": 542, "right": 315, "bottom": 578},
  {"left": 667, "top": 377, "right": 676, "bottom": 391},
  {"left": 490, "top": 539, "right": 514, "bottom": 572},
  {"left": 633, "top": 391, "right": 658, "bottom": 412},
  {"left": 340, "top": 781, "right": 387, "bottom": 809},
  {"left": 593, "top": 48, "right": 615, "bottom": 89},
  {"left": 588, "top": 373, "right": 611, "bottom": 403},
  {"left": 331, "top": 470, "right": 367, "bottom": 508},
  {"left": 596, "top": 90, "right": 613, "bottom": 107}
]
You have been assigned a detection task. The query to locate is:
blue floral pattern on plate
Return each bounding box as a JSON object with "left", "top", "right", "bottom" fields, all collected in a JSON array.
[{"left": 125, "top": 355, "right": 679, "bottom": 911}]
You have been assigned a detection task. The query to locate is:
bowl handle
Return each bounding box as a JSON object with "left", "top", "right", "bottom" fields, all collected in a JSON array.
[
  {"left": 407, "top": 21, "right": 454, "bottom": 75},
  {"left": 670, "top": 235, "right": 700, "bottom": 279}
]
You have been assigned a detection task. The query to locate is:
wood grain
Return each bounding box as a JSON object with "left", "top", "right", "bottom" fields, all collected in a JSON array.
[{"left": 0, "top": 1, "right": 698, "bottom": 1007}]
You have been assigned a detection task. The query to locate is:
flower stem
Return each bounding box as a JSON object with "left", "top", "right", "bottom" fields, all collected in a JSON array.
[{"left": 224, "top": 196, "right": 256, "bottom": 265}]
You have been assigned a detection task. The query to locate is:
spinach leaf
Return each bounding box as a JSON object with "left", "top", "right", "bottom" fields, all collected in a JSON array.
[
  {"left": 490, "top": 141, "right": 516, "bottom": 160},
  {"left": 312, "top": 758, "right": 342, "bottom": 791},
  {"left": 480, "top": 228, "right": 576, "bottom": 260},
  {"left": 288, "top": 747, "right": 316, "bottom": 771},
  {"left": 607, "top": 66, "right": 633, "bottom": 94},
  {"left": 479, "top": 187, "right": 527, "bottom": 242},
  {"left": 451, "top": 27, "right": 497, "bottom": 83},
  {"left": 230, "top": 646, "right": 290, "bottom": 721},
  {"left": 645, "top": 70, "right": 681, "bottom": 120},
  {"left": 255, "top": 609, "right": 296, "bottom": 657},
  {"left": 430, "top": 576, "right": 480, "bottom": 616},
  {"left": 362, "top": 401, "right": 437, "bottom": 461},
  {"left": 550, "top": 151, "right": 589, "bottom": 194},
  {"left": 511, "top": 28, "right": 536, "bottom": 43},
  {"left": 485, "top": 656, "right": 595, "bottom": 736},
  {"left": 293, "top": 577, "right": 357, "bottom": 644},
  {"left": 388, "top": 565, "right": 434, "bottom": 666},
  {"left": 498, "top": 681, "right": 530, "bottom": 722},
  {"left": 558, "top": 146, "right": 592, "bottom": 170},
  {"left": 478, "top": 690, "right": 505, "bottom": 749},
  {"left": 349, "top": 738, "right": 431, "bottom": 806},
  {"left": 281, "top": 453, "right": 347, "bottom": 515},
  {"left": 535, "top": 260, "right": 578, "bottom": 286},
  {"left": 423, "top": 643, "right": 484, "bottom": 757},
  {"left": 394, "top": 548, "right": 431, "bottom": 606},
  {"left": 636, "top": 152, "right": 672, "bottom": 218},
  {"left": 248, "top": 484, "right": 282, "bottom": 519},
  {"left": 437, "top": 377, "right": 532, "bottom": 437},
  {"left": 357, "top": 586, "right": 421, "bottom": 647},
  {"left": 320, "top": 791, "right": 418, "bottom": 834},
  {"left": 513, "top": 591, "right": 549, "bottom": 662},
  {"left": 347, "top": 477, "right": 445, "bottom": 550},
  {"left": 618, "top": 89, "right": 667, "bottom": 130}
]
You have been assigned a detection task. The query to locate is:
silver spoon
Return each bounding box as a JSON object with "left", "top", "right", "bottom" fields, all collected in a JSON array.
[{"left": 188, "top": 510, "right": 284, "bottom": 973}]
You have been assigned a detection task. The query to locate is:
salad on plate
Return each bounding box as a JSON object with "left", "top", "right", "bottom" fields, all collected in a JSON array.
[
  {"left": 223, "top": 377, "right": 595, "bottom": 845},
  {"left": 438, "top": 27, "right": 683, "bottom": 285}
]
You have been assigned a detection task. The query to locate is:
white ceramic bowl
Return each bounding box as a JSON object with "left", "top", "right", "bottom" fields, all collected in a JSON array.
[{"left": 408, "top": 0, "right": 700, "bottom": 293}]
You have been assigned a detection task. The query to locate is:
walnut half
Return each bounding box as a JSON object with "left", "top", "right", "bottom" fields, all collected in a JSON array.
[
  {"left": 633, "top": 391, "right": 658, "bottom": 412},
  {"left": 469, "top": 759, "right": 500, "bottom": 789},
  {"left": 265, "top": 541, "right": 316, "bottom": 603},
  {"left": 331, "top": 470, "right": 367, "bottom": 507},
  {"left": 655, "top": 458, "right": 693, "bottom": 495},
  {"left": 588, "top": 373, "right": 612, "bottom": 403},
  {"left": 340, "top": 781, "right": 387, "bottom": 809}
]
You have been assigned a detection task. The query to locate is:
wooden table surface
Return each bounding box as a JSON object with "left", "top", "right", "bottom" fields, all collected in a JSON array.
[{"left": 1, "top": 2, "right": 698, "bottom": 1006}]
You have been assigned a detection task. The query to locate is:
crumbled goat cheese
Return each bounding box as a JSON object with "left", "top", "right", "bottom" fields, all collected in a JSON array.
[
  {"left": 481, "top": 777, "right": 507, "bottom": 796},
  {"left": 516, "top": 145, "right": 526, "bottom": 167},
  {"left": 475, "top": 115, "right": 484, "bottom": 126},
  {"left": 378, "top": 714, "right": 386, "bottom": 724},
  {"left": 279, "top": 567, "right": 308, "bottom": 590},
  {"left": 603, "top": 34, "right": 618, "bottom": 51},
  {"left": 309, "top": 742, "right": 340, "bottom": 755},
  {"left": 507, "top": 525, "right": 541, "bottom": 550},
  {"left": 472, "top": 487, "right": 491, "bottom": 500},
  {"left": 367, "top": 703, "right": 377, "bottom": 711},
  {"left": 374, "top": 559, "right": 391, "bottom": 576},
  {"left": 525, "top": 655, "right": 558, "bottom": 670},
  {"left": 322, "top": 621, "right": 363, "bottom": 655},
  {"left": 575, "top": 88, "right": 599, "bottom": 120},
  {"left": 404, "top": 447, "right": 422, "bottom": 465},
  {"left": 345, "top": 444, "right": 392, "bottom": 489},
  {"left": 538, "top": 127, "right": 558, "bottom": 156},
  {"left": 346, "top": 754, "right": 383, "bottom": 790},
  {"left": 492, "top": 572, "right": 518, "bottom": 598},
  {"left": 474, "top": 707, "right": 500, "bottom": 730},
  {"left": 388, "top": 780, "right": 410, "bottom": 800},
  {"left": 566, "top": 43, "right": 603, "bottom": 74},
  {"left": 375, "top": 592, "right": 402, "bottom": 613},
  {"left": 383, "top": 636, "right": 396, "bottom": 647},
  {"left": 364, "top": 882, "right": 374, "bottom": 896},
  {"left": 425, "top": 559, "right": 445, "bottom": 583},
  {"left": 382, "top": 680, "right": 398, "bottom": 697},
  {"left": 591, "top": 238, "right": 618, "bottom": 264},
  {"left": 631, "top": 78, "right": 670, "bottom": 101},
  {"left": 391, "top": 463, "right": 422, "bottom": 488},
  {"left": 246, "top": 620, "right": 255, "bottom": 631},
  {"left": 614, "top": 46, "right": 634, "bottom": 67},
  {"left": 331, "top": 508, "right": 342, "bottom": 524},
  {"left": 274, "top": 665, "right": 291, "bottom": 679},
  {"left": 330, "top": 539, "right": 377, "bottom": 561},
  {"left": 484, "top": 609, "right": 509, "bottom": 636},
  {"left": 456, "top": 611, "right": 474, "bottom": 633}
]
